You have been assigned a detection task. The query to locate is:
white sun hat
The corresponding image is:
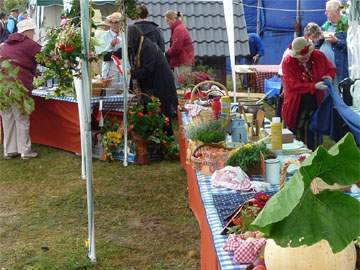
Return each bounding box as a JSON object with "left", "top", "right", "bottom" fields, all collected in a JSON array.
[{"left": 17, "top": 19, "right": 36, "bottom": 33}]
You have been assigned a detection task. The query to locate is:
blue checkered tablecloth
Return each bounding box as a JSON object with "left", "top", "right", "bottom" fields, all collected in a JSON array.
[
  {"left": 182, "top": 112, "right": 360, "bottom": 270},
  {"left": 32, "top": 88, "right": 135, "bottom": 112}
]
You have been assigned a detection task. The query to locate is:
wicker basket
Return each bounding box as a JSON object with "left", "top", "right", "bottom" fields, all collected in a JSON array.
[
  {"left": 191, "top": 143, "right": 231, "bottom": 176},
  {"left": 190, "top": 80, "right": 229, "bottom": 103},
  {"left": 279, "top": 159, "right": 351, "bottom": 192},
  {"left": 188, "top": 80, "right": 229, "bottom": 125},
  {"left": 92, "top": 79, "right": 112, "bottom": 96}
]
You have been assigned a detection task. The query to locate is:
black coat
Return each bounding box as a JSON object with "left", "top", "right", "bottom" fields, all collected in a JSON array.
[
  {"left": 132, "top": 38, "right": 178, "bottom": 116},
  {"left": 134, "top": 21, "right": 165, "bottom": 52}
]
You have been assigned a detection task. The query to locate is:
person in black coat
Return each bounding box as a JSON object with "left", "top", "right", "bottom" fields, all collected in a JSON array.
[
  {"left": 128, "top": 25, "right": 178, "bottom": 136},
  {"left": 134, "top": 4, "right": 165, "bottom": 52}
]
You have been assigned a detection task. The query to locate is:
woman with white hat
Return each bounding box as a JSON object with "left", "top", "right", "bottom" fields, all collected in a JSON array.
[
  {"left": 281, "top": 37, "right": 336, "bottom": 150},
  {"left": 0, "top": 19, "right": 41, "bottom": 159},
  {"left": 95, "top": 12, "right": 124, "bottom": 87}
]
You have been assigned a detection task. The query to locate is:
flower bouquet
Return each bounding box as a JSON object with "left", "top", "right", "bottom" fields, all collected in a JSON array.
[
  {"left": 222, "top": 192, "right": 271, "bottom": 235},
  {"left": 100, "top": 116, "right": 123, "bottom": 161},
  {"left": 35, "top": 6, "right": 97, "bottom": 97}
]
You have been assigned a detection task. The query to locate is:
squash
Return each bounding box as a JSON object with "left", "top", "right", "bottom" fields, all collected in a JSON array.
[{"left": 264, "top": 239, "right": 356, "bottom": 270}]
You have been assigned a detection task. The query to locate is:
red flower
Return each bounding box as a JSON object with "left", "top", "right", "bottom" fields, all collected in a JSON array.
[
  {"left": 298, "top": 155, "right": 306, "bottom": 162},
  {"left": 254, "top": 192, "right": 270, "bottom": 209},
  {"left": 165, "top": 117, "right": 170, "bottom": 127},
  {"left": 300, "top": 45, "right": 310, "bottom": 56},
  {"left": 137, "top": 112, "right": 144, "bottom": 118},
  {"left": 63, "top": 46, "right": 75, "bottom": 53},
  {"left": 232, "top": 217, "right": 243, "bottom": 225},
  {"left": 147, "top": 112, "right": 153, "bottom": 117}
]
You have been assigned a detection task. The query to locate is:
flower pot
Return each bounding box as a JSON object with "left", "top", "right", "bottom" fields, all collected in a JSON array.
[
  {"left": 264, "top": 239, "right": 356, "bottom": 270},
  {"left": 131, "top": 132, "right": 150, "bottom": 165}
]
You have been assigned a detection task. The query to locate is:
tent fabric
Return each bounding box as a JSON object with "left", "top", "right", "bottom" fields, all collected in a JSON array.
[
  {"left": 310, "top": 81, "right": 360, "bottom": 146},
  {"left": 37, "top": 0, "right": 62, "bottom": 6}
]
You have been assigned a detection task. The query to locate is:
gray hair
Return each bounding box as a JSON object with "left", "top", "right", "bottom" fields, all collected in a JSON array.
[
  {"left": 304, "top": 22, "right": 322, "bottom": 38},
  {"left": 326, "top": 0, "right": 341, "bottom": 11}
]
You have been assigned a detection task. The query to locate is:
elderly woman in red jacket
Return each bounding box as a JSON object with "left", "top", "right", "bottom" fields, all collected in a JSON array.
[
  {"left": 282, "top": 37, "right": 336, "bottom": 150},
  {"left": 165, "top": 10, "right": 194, "bottom": 88},
  {"left": 0, "top": 19, "right": 41, "bottom": 159}
]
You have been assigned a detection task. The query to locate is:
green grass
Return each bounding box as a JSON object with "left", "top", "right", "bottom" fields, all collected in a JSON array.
[{"left": 0, "top": 128, "right": 200, "bottom": 269}]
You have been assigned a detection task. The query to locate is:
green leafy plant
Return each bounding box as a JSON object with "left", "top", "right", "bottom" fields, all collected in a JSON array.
[
  {"left": 226, "top": 143, "right": 272, "bottom": 172},
  {"left": 3, "top": 0, "right": 26, "bottom": 11},
  {"left": 35, "top": 5, "right": 97, "bottom": 97},
  {"left": 251, "top": 133, "right": 360, "bottom": 253},
  {"left": 186, "top": 119, "right": 226, "bottom": 144},
  {"left": 128, "top": 96, "right": 169, "bottom": 144},
  {"left": 0, "top": 60, "right": 34, "bottom": 115}
]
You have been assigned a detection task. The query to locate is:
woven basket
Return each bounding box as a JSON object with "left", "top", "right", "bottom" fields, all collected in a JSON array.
[
  {"left": 189, "top": 80, "right": 229, "bottom": 104},
  {"left": 279, "top": 159, "right": 351, "bottom": 192},
  {"left": 188, "top": 80, "right": 229, "bottom": 125},
  {"left": 92, "top": 79, "right": 112, "bottom": 96},
  {"left": 191, "top": 143, "right": 231, "bottom": 176}
]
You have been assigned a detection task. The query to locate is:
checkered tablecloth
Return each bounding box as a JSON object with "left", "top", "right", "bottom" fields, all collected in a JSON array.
[
  {"left": 182, "top": 112, "right": 360, "bottom": 270},
  {"left": 32, "top": 88, "right": 135, "bottom": 112}
]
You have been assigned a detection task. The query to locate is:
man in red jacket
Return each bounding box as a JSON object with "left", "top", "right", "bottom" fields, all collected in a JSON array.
[
  {"left": 165, "top": 10, "right": 194, "bottom": 88},
  {"left": 0, "top": 19, "right": 41, "bottom": 159},
  {"left": 282, "top": 37, "right": 336, "bottom": 150}
]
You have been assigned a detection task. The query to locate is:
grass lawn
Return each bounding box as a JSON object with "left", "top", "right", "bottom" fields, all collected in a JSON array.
[{"left": 0, "top": 124, "right": 200, "bottom": 269}]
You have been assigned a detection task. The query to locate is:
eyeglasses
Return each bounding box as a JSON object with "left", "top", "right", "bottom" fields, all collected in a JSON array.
[{"left": 110, "top": 21, "right": 120, "bottom": 24}]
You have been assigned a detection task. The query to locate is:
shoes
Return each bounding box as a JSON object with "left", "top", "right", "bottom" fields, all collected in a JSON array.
[
  {"left": 21, "top": 151, "right": 38, "bottom": 160},
  {"left": 4, "top": 153, "right": 20, "bottom": 159}
]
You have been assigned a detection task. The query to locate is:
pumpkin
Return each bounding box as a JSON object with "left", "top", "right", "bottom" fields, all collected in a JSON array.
[{"left": 264, "top": 239, "right": 356, "bottom": 270}]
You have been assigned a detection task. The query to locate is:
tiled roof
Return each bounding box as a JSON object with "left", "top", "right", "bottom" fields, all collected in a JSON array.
[{"left": 138, "top": 0, "right": 250, "bottom": 57}]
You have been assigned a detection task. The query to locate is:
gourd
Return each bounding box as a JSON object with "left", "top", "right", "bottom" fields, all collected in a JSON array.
[{"left": 264, "top": 239, "right": 356, "bottom": 270}]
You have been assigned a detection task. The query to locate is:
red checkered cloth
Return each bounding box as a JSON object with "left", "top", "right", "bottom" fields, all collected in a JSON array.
[
  {"left": 252, "top": 65, "right": 279, "bottom": 93},
  {"left": 233, "top": 238, "right": 266, "bottom": 264},
  {"left": 224, "top": 234, "right": 266, "bottom": 264}
]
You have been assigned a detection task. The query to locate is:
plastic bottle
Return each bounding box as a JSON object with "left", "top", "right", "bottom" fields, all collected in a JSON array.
[
  {"left": 271, "top": 117, "right": 282, "bottom": 150},
  {"left": 220, "top": 96, "right": 231, "bottom": 118}
]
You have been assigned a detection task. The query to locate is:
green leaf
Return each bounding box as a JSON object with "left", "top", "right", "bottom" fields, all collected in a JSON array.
[{"left": 251, "top": 133, "right": 360, "bottom": 253}]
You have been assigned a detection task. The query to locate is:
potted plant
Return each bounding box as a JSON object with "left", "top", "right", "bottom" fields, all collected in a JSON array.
[
  {"left": 0, "top": 60, "right": 34, "bottom": 116},
  {"left": 128, "top": 96, "right": 173, "bottom": 164},
  {"left": 226, "top": 143, "right": 273, "bottom": 176},
  {"left": 186, "top": 119, "right": 226, "bottom": 144},
  {"left": 250, "top": 133, "right": 360, "bottom": 270}
]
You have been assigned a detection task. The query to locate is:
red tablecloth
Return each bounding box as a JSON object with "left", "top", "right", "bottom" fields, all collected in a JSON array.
[
  {"left": 30, "top": 96, "right": 81, "bottom": 153},
  {"left": 236, "top": 65, "right": 279, "bottom": 93},
  {"left": 178, "top": 110, "right": 221, "bottom": 270}
]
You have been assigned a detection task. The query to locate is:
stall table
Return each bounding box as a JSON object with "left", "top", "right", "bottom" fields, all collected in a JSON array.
[
  {"left": 30, "top": 89, "right": 130, "bottom": 154},
  {"left": 178, "top": 110, "right": 360, "bottom": 270},
  {"left": 235, "top": 65, "right": 279, "bottom": 93}
]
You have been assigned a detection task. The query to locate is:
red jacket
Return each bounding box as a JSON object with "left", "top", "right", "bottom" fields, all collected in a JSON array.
[
  {"left": 0, "top": 33, "right": 41, "bottom": 91},
  {"left": 281, "top": 50, "right": 336, "bottom": 130},
  {"left": 166, "top": 20, "right": 194, "bottom": 68}
]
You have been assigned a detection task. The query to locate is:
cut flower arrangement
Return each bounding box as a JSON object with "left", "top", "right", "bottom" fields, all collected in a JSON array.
[
  {"left": 35, "top": 23, "right": 97, "bottom": 97},
  {"left": 100, "top": 116, "right": 123, "bottom": 161}
]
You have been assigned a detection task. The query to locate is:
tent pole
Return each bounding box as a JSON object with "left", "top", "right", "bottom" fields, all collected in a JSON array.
[
  {"left": 256, "top": 0, "right": 261, "bottom": 34},
  {"left": 295, "top": 0, "right": 301, "bottom": 37},
  {"left": 121, "top": 1, "right": 129, "bottom": 167},
  {"left": 79, "top": 0, "right": 96, "bottom": 263}
]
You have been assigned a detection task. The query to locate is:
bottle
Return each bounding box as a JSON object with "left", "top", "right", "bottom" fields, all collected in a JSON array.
[
  {"left": 271, "top": 117, "right": 282, "bottom": 150},
  {"left": 220, "top": 96, "right": 231, "bottom": 118}
]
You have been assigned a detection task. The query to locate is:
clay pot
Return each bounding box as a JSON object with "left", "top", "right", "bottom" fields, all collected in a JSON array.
[{"left": 131, "top": 132, "right": 149, "bottom": 165}]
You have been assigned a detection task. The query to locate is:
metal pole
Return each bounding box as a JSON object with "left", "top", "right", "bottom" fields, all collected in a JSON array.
[
  {"left": 121, "top": 2, "right": 129, "bottom": 167},
  {"left": 79, "top": 0, "right": 96, "bottom": 263},
  {"left": 256, "top": 0, "right": 261, "bottom": 35},
  {"left": 295, "top": 0, "right": 301, "bottom": 38}
]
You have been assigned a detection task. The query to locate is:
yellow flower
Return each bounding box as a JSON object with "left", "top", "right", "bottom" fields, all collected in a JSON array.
[{"left": 243, "top": 143, "right": 253, "bottom": 150}]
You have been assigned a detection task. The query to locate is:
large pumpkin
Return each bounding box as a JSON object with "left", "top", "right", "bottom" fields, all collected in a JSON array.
[{"left": 264, "top": 239, "right": 356, "bottom": 270}]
